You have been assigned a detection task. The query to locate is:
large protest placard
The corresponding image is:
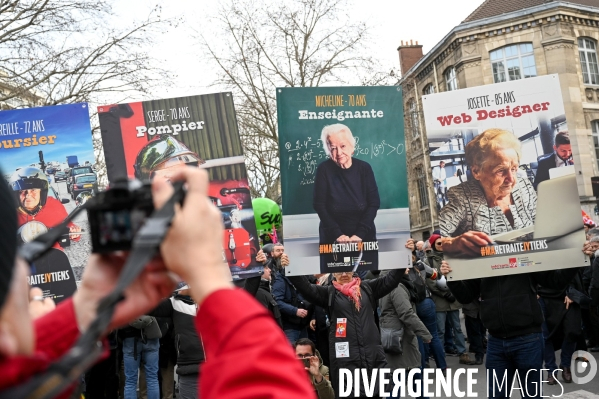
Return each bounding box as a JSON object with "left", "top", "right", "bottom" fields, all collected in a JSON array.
[
  {"left": 0, "top": 103, "right": 95, "bottom": 302},
  {"left": 98, "top": 93, "right": 261, "bottom": 279},
  {"left": 422, "top": 74, "right": 588, "bottom": 280},
  {"left": 277, "top": 86, "right": 411, "bottom": 276}
]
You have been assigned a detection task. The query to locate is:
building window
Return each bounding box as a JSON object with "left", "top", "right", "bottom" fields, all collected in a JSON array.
[
  {"left": 592, "top": 120, "right": 599, "bottom": 171},
  {"left": 423, "top": 84, "right": 435, "bottom": 95},
  {"left": 415, "top": 166, "right": 429, "bottom": 208},
  {"left": 490, "top": 43, "right": 537, "bottom": 83},
  {"left": 579, "top": 38, "right": 599, "bottom": 85},
  {"left": 444, "top": 67, "right": 458, "bottom": 91},
  {"left": 408, "top": 99, "right": 420, "bottom": 138}
]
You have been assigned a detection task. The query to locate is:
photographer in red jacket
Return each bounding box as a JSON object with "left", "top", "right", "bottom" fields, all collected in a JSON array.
[{"left": 0, "top": 168, "right": 315, "bottom": 399}]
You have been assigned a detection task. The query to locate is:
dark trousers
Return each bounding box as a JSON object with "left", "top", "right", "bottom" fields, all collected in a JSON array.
[
  {"left": 444, "top": 318, "right": 456, "bottom": 352},
  {"left": 415, "top": 298, "right": 447, "bottom": 370},
  {"left": 464, "top": 314, "right": 485, "bottom": 359},
  {"left": 582, "top": 306, "right": 599, "bottom": 347},
  {"left": 486, "top": 333, "right": 544, "bottom": 399},
  {"left": 85, "top": 347, "right": 120, "bottom": 399},
  {"left": 539, "top": 297, "right": 576, "bottom": 372}
]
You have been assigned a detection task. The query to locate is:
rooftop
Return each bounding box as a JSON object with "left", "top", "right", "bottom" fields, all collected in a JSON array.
[
  {"left": 463, "top": 0, "right": 599, "bottom": 23},
  {"left": 400, "top": 0, "right": 599, "bottom": 80}
]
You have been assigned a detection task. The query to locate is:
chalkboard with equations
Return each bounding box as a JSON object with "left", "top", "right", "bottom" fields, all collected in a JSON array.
[{"left": 277, "top": 86, "right": 408, "bottom": 216}]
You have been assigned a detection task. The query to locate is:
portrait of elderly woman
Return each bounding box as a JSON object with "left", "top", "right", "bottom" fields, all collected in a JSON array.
[
  {"left": 313, "top": 124, "right": 380, "bottom": 269},
  {"left": 440, "top": 129, "right": 537, "bottom": 258}
]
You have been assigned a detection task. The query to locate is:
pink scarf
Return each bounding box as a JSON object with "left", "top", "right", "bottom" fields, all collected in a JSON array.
[{"left": 333, "top": 277, "right": 362, "bottom": 311}]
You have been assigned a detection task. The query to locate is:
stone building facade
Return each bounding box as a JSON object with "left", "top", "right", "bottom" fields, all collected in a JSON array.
[
  {"left": 0, "top": 70, "right": 43, "bottom": 110},
  {"left": 399, "top": 0, "right": 599, "bottom": 240}
]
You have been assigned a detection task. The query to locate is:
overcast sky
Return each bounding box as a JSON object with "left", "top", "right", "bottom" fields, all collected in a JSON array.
[{"left": 113, "top": 0, "right": 484, "bottom": 99}]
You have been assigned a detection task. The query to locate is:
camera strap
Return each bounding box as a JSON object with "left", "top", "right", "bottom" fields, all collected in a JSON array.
[{"left": 1, "top": 182, "right": 185, "bottom": 399}]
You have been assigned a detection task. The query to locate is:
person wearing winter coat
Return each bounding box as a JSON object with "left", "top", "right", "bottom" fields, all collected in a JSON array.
[
  {"left": 294, "top": 338, "right": 335, "bottom": 399},
  {"left": 150, "top": 286, "right": 204, "bottom": 399},
  {"left": 287, "top": 266, "right": 405, "bottom": 398},
  {"left": 441, "top": 255, "right": 583, "bottom": 398},
  {"left": 425, "top": 234, "right": 474, "bottom": 365},
  {"left": 380, "top": 269, "right": 433, "bottom": 398},
  {"left": 380, "top": 270, "right": 432, "bottom": 370},
  {"left": 538, "top": 268, "right": 588, "bottom": 385},
  {"left": 254, "top": 263, "right": 283, "bottom": 328}
]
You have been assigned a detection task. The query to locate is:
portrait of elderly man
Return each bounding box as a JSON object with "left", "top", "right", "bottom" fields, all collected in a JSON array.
[
  {"left": 313, "top": 123, "right": 380, "bottom": 271},
  {"left": 440, "top": 128, "right": 537, "bottom": 258}
]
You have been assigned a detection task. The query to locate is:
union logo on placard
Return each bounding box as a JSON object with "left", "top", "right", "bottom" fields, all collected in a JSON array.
[{"left": 509, "top": 258, "right": 517, "bottom": 268}]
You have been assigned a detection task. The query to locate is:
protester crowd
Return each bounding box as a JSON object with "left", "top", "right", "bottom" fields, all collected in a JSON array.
[
  {"left": 44, "top": 232, "right": 599, "bottom": 399},
  {"left": 1, "top": 167, "right": 599, "bottom": 399}
]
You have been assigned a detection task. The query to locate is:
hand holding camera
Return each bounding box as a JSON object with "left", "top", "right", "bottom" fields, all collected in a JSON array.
[
  {"left": 155, "top": 168, "right": 234, "bottom": 306},
  {"left": 308, "top": 356, "right": 322, "bottom": 381},
  {"left": 78, "top": 168, "right": 237, "bottom": 332},
  {"left": 301, "top": 356, "right": 322, "bottom": 382},
  {"left": 281, "top": 253, "right": 290, "bottom": 267}
]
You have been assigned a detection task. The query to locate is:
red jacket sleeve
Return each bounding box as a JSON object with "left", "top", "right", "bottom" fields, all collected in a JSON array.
[
  {"left": 33, "top": 297, "right": 81, "bottom": 357},
  {"left": 0, "top": 298, "right": 81, "bottom": 393},
  {"left": 197, "top": 289, "right": 316, "bottom": 399}
]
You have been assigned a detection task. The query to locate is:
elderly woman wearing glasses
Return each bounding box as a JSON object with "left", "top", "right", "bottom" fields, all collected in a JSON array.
[{"left": 440, "top": 129, "right": 537, "bottom": 258}]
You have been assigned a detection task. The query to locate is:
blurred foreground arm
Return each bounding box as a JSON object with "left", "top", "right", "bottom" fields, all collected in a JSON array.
[{"left": 155, "top": 168, "right": 315, "bottom": 399}]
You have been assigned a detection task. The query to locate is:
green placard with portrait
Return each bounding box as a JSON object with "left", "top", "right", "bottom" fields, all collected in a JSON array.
[{"left": 276, "top": 86, "right": 411, "bottom": 276}]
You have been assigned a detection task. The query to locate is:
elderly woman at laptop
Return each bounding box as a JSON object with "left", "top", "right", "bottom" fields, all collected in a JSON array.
[{"left": 440, "top": 128, "right": 537, "bottom": 258}]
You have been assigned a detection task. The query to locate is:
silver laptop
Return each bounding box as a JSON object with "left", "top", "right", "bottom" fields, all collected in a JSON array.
[{"left": 491, "top": 166, "right": 581, "bottom": 243}]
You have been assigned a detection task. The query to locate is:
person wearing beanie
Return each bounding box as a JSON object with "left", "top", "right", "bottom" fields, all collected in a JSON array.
[
  {"left": 428, "top": 234, "right": 441, "bottom": 250},
  {"left": 0, "top": 168, "right": 315, "bottom": 399}
]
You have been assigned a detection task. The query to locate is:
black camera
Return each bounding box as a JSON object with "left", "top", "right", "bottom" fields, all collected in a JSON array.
[{"left": 87, "top": 179, "right": 155, "bottom": 253}]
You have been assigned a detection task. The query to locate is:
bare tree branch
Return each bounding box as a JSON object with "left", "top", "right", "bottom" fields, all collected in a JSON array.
[
  {"left": 0, "top": 0, "right": 175, "bottom": 187},
  {"left": 199, "top": 0, "right": 382, "bottom": 201}
]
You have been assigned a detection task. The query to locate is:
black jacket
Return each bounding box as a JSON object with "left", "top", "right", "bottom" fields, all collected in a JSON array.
[
  {"left": 538, "top": 272, "right": 585, "bottom": 346},
  {"left": 255, "top": 279, "right": 283, "bottom": 328},
  {"left": 232, "top": 275, "right": 261, "bottom": 296},
  {"left": 447, "top": 268, "right": 579, "bottom": 339},
  {"left": 289, "top": 269, "right": 404, "bottom": 397},
  {"left": 151, "top": 295, "right": 204, "bottom": 375},
  {"left": 591, "top": 256, "right": 599, "bottom": 307},
  {"left": 533, "top": 153, "right": 556, "bottom": 190}
]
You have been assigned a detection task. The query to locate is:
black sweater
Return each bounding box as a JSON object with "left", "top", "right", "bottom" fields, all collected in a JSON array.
[
  {"left": 448, "top": 268, "right": 579, "bottom": 339},
  {"left": 313, "top": 158, "right": 380, "bottom": 242}
]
